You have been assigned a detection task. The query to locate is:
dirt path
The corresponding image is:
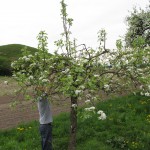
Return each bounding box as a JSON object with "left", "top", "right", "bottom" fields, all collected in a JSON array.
[{"left": 0, "top": 95, "right": 71, "bottom": 130}]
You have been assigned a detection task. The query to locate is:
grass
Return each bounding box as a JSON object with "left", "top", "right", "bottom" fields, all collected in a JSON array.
[
  {"left": 0, "top": 94, "right": 150, "bottom": 150},
  {"left": 0, "top": 44, "right": 37, "bottom": 76}
]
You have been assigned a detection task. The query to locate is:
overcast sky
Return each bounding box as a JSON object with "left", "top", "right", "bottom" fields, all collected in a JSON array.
[{"left": 0, "top": 0, "right": 149, "bottom": 53}]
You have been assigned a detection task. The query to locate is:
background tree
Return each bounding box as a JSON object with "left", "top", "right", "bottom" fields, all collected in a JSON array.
[{"left": 125, "top": 4, "right": 150, "bottom": 48}]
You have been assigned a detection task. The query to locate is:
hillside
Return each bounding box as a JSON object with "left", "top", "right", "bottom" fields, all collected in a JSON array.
[{"left": 0, "top": 44, "right": 38, "bottom": 76}]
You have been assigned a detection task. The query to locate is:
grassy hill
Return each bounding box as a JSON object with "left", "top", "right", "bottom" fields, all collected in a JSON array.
[{"left": 0, "top": 44, "right": 37, "bottom": 76}]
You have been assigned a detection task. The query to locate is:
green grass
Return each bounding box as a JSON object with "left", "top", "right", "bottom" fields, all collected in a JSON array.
[
  {"left": 0, "top": 94, "right": 150, "bottom": 150},
  {"left": 0, "top": 44, "right": 37, "bottom": 76}
]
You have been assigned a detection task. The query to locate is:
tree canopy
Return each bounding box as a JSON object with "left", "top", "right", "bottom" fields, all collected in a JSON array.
[{"left": 125, "top": 5, "right": 150, "bottom": 48}]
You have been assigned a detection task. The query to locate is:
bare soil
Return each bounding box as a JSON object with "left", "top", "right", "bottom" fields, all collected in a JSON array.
[
  {"left": 0, "top": 91, "right": 127, "bottom": 130},
  {"left": 0, "top": 94, "right": 71, "bottom": 130}
]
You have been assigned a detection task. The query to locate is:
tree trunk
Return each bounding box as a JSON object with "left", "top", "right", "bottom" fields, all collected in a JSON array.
[{"left": 68, "top": 96, "right": 77, "bottom": 150}]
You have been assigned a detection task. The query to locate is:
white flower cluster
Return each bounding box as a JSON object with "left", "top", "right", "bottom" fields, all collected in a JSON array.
[
  {"left": 28, "top": 75, "right": 34, "bottom": 80},
  {"left": 30, "top": 63, "right": 37, "bottom": 67},
  {"left": 97, "top": 110, "right": 107, "bottom": 120},
  {"left": 11, "top": 61, "right": 17, "bottom": 68},
  {"left": 42, "top": 79, "right": 49, "bottom": 83},
  {"left": 141, "top": 92, "right": 150, "bottom": 97},
  {"left": 71, "top": 104, "right": 77, "bottom": 108},
  {"left": 22, "top": 56, "right": 30, "bottom": 62},
  {"left": 142, "top": 56, "right": 149, "bottom": 64},
  {"left": 104, "top": 84, "right": 110, "bottom": 91},
  {"left": 62, "top": 68, "right": 70, "bottom": 74},
  {"left": 79, "top": 85, "right": 85, "bottom": 90},
  {"left": 85, "top": 99, "right": 90, "bottom": 103},
  {"left": 84, "top": 106, "right": 95, "bottom": 111},
  {"left": 38, "top": 75, "right": 50, "bottom": 83},
  {"left": 94, "top": 74, "right": 99, "bottom": 77},
  {"left": 140, "top": 84, "right": 150, "bottom": 97},
  {"left": 75, "top": 90, "right": 82, "bottom": 95}
]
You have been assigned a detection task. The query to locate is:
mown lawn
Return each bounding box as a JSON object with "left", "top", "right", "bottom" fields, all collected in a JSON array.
[{"left": 0, "top": 94, "right": 150, "bottom": 150}]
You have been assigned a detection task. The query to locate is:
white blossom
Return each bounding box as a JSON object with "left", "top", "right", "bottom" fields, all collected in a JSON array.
[
  {"left": 75, "top": 90, "right": 81, "bottom": 95},
  {"left": 35, "top": 52, "right": 38, "bottom": 55},
  {"left": 85, "top": 100, "right": 90, "bottom": 103},
  {"left": 50, "top": 66, "right": 54, "bottom": 68},
  {"left": 22, "top": 56, "right": 27, "bottom": 60},
  {"left": 145, "top": 92, "right": 150, "bottom": 97},
  {"left": 125, "top": 60, "right": 128, "bottom": 64},
  {"left": 82, "top": 59, "right": 88, "bottom": 63},
  {"left": 11, "top": 62, "right": 15, "bottom": 68},
  {"left": 105, "top": 61, "right": 110, "bottom": 66},
  {"left": 92, "top": 97, "right": 97, "bottom": 101},
  {"left": 79, "top": 85, "right": 85, "bottom": 90},
  {"left": 98, "top": 112, "right": 107, "bottom": 120},
  {"left": 25, "top": 57, "right": 30, "bottom": 62},
  {"left": 62, "top": 69, "right": 69, "bottom": 74},
  {"left": 28, "top": 55, "right": 33, "bottom": 58},
  {"left": 65, "top": 68, "right": 69, "bottom": 73},
  {"left": 71, "top": 104, "right": 77, "bottom": 108},
  {"left": 67, "top": 75, "right": 71, "bottom": 77},
  {"left": 86, "top": 94, "right": 91, "bottom": 98},
  {"left": 84, "top": 108, "right": 90, "bottom": 111},
  {"left": 39, "top": 77, "right": 43, "bottom": 80},
  {"left": 104, "top": 84, "right": 110, "bottom": 91},
  {"left": 97, "top": 110, "right": 104, "bottom": 115},
  {"left": 89, "top": 106, "right": 95, "bottom": 110},
  {"left": 30, "top": 63, "right": 36, "bottom": 67},
  {"left": 94, "top": 74, "right": 99, "bottom": 77},
  {"left": 28, "top": 76, "right": 34, "bottom": 80},
  {"left": 85, "top": 106, "right": 95, "bottom": 111},
  {"left": 143, "top": 57, "right": 149, "bottom": 63},
  {"left": 42, "top": 79, "right": 49, "bottom": 83}
]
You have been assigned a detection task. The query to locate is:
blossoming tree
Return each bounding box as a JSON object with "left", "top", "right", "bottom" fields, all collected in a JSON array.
[{"left": 11, "top": 0, "right": 150, "bottom": 149}]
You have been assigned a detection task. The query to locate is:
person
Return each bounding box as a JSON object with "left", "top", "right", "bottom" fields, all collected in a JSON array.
[{"left": 37, "top": 94, "right": 53, "bottom": 150}]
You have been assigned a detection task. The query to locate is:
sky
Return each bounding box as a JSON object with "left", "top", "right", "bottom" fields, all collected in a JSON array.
[{"left": 0, "top": 0, "right": 149, "bottom": 53}]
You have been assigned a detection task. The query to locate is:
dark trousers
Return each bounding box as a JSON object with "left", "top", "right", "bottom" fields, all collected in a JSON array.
[{"left": 39, "top": 123, "right": 52, "bottom": 150}]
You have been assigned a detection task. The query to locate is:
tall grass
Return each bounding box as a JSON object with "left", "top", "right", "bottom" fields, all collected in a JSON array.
[{"left": 0, "top": 94, "right": 150, "bottom": 150}]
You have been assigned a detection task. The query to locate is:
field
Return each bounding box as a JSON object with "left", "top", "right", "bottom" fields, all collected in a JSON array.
[{"left": 0, "top": 93, "right": 150, "bottom": 150}]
